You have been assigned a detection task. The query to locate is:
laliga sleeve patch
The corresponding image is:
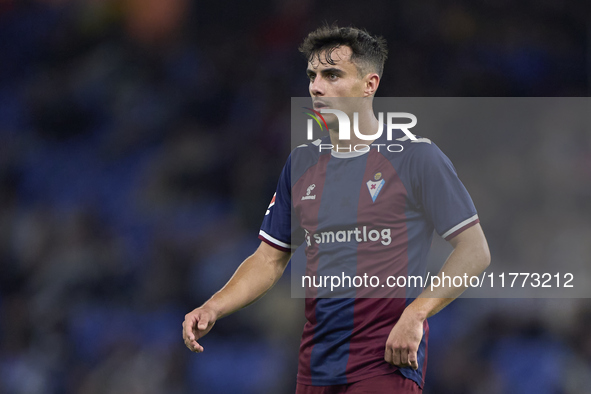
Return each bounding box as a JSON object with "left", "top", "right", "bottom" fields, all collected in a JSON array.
[{"left": 265, "top": 193, "right": 276, "bottom": 215}]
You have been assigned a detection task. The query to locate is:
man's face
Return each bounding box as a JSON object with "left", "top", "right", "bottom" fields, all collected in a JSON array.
[{"left": 307, "top": 45, "right": 369, "bottom": 127}]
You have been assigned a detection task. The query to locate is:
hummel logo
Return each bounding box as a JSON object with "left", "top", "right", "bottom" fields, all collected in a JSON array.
[{"left": 302, "top": 184, "right": 316, "bottom": 200}]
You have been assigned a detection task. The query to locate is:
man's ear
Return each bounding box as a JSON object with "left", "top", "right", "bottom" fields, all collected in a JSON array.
[{"left": 364, "top": 73, "right": 380, "bottom": 97}]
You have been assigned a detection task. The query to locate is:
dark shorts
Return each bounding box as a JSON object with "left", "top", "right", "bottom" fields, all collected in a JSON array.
[{"left": 295, "top": 371, "right": 422, "bottom": 394}]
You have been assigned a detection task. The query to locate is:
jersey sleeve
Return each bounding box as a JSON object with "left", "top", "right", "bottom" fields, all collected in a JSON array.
[
  {"left": 411, "top": 143, "right": 479, "bottom": 241},
  {"left": 259, "top": 154, "right": 303, "bottom": 252}
]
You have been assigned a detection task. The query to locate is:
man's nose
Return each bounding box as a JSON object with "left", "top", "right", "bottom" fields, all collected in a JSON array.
[{"left": 310, "top": 78, "right": 324, "bottom": 96}]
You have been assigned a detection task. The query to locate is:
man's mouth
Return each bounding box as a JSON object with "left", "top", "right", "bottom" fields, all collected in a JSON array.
[{"left": 313, "top": 101, "right": 329, "bottom": 110}]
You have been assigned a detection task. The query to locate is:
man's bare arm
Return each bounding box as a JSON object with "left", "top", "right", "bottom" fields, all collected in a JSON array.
[
  {"left": 385, "top": 223, "right": 490, "bottom": 369},
  {"left": 183, "top": 241, "right": 292, "bottom": 353}
]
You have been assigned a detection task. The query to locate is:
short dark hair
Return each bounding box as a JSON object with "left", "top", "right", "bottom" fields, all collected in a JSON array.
[{"left": 299, "top": 24, "right": 388, "bottom": 77}]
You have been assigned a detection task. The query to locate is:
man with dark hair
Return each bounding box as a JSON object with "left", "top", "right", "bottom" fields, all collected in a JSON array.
[
  {"left": 183, "top": 25, "right": 490, "bottom": 393},
  {"left": 299, "top": 25, "right": 388, "bottom": 78}
]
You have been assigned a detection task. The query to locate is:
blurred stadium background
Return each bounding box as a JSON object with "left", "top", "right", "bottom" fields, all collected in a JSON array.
[{"left": 1, "top": 0, "right": 591, "bottom": 393}]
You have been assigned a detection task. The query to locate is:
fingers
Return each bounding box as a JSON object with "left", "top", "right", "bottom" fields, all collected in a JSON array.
[
  {"left": 408, "top": 348, "right": 419, "bottom": 370},
  {"left": 183, "top": 314, "right": 196, "bottom": 342},
  {"left": 385, "top": 344, "right": 419, "bottom": 370},
  {"left": 399, "top": 347, "right": 408, "bottom": 366},
  {"left": 184, "top": 331, "right": 204, "bottom": 352},
  {"left": 392, "top": 347, "right": 401, "bottom": 367},
  {"left": 197, "top": 318, "right": 209, "bottom": 331},
  {"left": 384, "top": 346, "right": 392, "bottom": 364},
  {"left": 192, "top": 340, "right": 204, "bottom": 353},
  {"left": 183, "top": 311, "right": 209, "bottom": 353}
]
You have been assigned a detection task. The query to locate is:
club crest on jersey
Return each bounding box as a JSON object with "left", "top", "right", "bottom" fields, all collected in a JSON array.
[
  {"left": 367, "top": 174, "right": 385, "bottom": 202},
  {"left": 302, "top": 184, "right": 316, "bottom": 200}
]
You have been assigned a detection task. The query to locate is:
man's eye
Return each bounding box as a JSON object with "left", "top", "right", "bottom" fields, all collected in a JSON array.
[
  {"left": 308, "top": 75, "right": 315, "bottom": 81},
  {"left": 329, "top": 74, "right": 338, "bottom": 80}
]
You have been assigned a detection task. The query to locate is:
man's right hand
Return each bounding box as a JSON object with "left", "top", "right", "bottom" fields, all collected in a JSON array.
[
  {"left": 181, "top": 242, "right": 291, "bottom": 353},
  {"left": 183, "top": 306, "right": 217, "bottom": 353}
]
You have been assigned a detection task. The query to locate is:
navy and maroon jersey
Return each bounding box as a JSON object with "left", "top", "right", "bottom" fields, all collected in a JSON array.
[{"left": 258, "top": 129, "right": 479, "bottom": 388}]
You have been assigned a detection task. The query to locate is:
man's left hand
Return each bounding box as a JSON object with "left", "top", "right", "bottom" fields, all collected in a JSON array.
[{"left": 384, "top": 310, "right": 424, "bottom": 370}]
